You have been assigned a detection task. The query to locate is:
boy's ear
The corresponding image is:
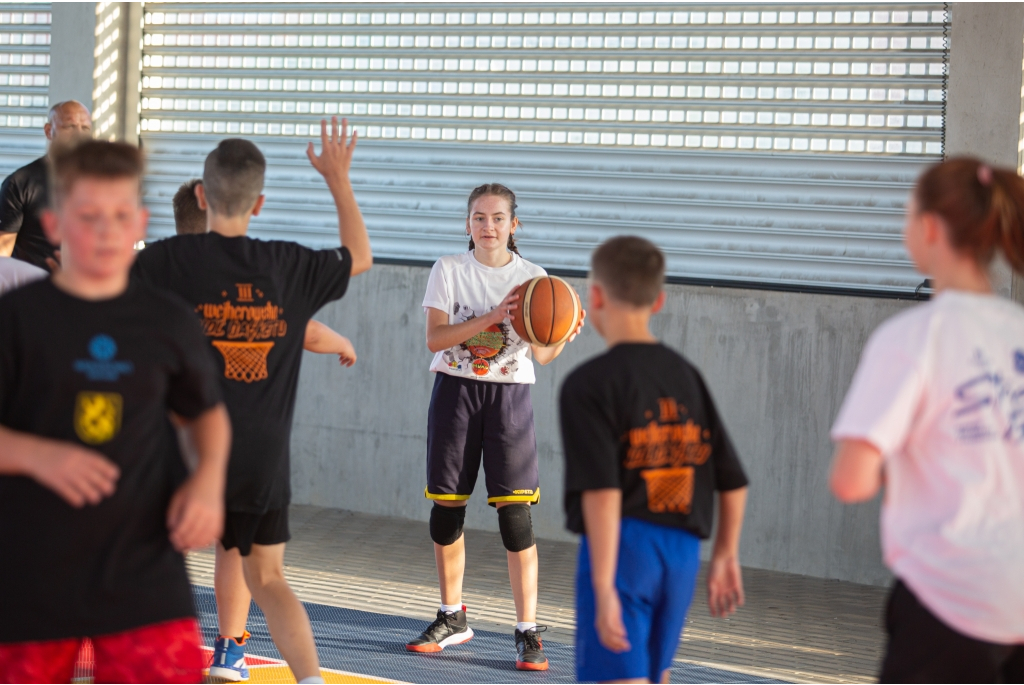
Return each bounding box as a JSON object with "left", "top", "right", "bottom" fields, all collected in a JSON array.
[
  {"left": 40, "top": 209, "right": 60, "bottom": 245},
  {"left": 135, "top": 207, "right": 150, "bottom": 241},
  {"left": 250, "top": 194, "right": 266, "bottom": 217},
  {"left": 195, "top": 183, "right": 208, "bottom": 211},
  {"left": 650, "top": 289, "right": 667, "bottom": 314},
  {"left": 588, "top": 281, "right": 605, "bottom": 310},
  {"left": 921, "top": 212, "right": 942, "bottom": 246}
]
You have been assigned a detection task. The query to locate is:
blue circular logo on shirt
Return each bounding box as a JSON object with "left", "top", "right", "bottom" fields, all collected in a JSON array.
[{"left": 89, "top": 334, "right": 117, "bottom": 361}]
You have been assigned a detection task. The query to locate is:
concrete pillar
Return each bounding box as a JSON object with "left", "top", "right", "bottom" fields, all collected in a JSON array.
[
  {"left": 48, "top": 2, "right": 97, "bottom": 110},
  {"left": 945, "top": 3, "right": 1024, "bottom": 301},
  {"left": 93, "top": 2, "right": 142, "bottom": 142}
]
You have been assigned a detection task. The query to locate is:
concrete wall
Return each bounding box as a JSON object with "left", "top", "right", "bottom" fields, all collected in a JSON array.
[
  {"left": 945, "top": 3, "right": 1024, "bottom": 301},
  {"left": 48, "top": 3, "right": 96, "bottom": 110},
  {"left": 291, "top": 264, "right": 910, "bottom": 586}
]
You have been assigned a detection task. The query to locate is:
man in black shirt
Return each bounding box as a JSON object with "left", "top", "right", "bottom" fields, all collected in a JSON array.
[
  {"left": 134, "top": 119, "right": 372, "bottom": 684},
  {"left": 559, "top": 236, "right": 749, "bottom": 684},
  {"left": 0, "top": 100, "right": 92, "bottom": 269},
  {"left": 0, "top": 141, "right": 230, "bottom": 682}
]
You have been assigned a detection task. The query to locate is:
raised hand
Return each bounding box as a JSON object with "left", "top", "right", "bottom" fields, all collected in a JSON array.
[{"left": 306, "top": 116, "right": 357, "bottom": 190}]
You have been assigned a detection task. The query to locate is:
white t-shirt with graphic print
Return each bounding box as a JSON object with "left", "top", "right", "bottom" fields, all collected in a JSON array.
[
  {"left": 831, "top": 290, "right": 1024, "bottom": 644},
  {"left": 422, "top": 251, "right": 546, "bottom": 384}
]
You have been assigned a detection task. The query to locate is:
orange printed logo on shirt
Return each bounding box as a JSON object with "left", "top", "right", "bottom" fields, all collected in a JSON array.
[
  {"left": 626, "top": 397, "right": 711, "bottom": 514},
  {"left": 197, "top": 283, "right": 287, "bottom": 383}
]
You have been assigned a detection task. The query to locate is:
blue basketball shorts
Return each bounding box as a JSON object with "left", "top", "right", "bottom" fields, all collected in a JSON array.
[
  {"left": 575, "top": 517, "right": 701, "bottom": 683},
  {"left": 425, "top": 372, "right": 540, "bottom": 506}
]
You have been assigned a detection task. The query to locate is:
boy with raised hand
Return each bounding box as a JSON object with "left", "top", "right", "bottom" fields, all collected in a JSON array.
[
  {"left": 559, "top": 236, "right": 749, "bottom": 684},
  {"left": 133, "top": 117, "right": 371, "bottom": 684},
  {"left": 0, "top": 141, "right": 230, "bottom": 683},
  {"left": 172, "top": 178, "right": 357, "bottom": 369}
]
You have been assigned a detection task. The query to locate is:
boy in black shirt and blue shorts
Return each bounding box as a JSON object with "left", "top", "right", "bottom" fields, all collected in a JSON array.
[
  {"left": 133, "top": 118, "right": 372, "bottom": 684},
  {"left": 0, "top": 141, "right": 230, "bottom": 683},
  {"left": 559, "top": 236, "right": 749, "bottom": 683}
]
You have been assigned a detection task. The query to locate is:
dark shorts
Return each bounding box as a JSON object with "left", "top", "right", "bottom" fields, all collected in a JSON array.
[
  {"left": 220, "top": 508, "right": 291, "bottom": 557},
  {"left": 426, "top": 372, "right": 540, "bottom": 506},
  {"left": 575, "top": 517, "right": 700, "bottom": 683},
  {"left": 880, "top": 579, "right": 1024, "bottom": 683}
]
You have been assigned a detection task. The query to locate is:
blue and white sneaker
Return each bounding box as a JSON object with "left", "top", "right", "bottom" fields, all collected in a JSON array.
[{"left": 209, "top": 630, "right": 250, "bottom": 682}]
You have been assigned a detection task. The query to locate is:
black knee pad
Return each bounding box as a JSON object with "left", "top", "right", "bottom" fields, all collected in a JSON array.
[
  {"left": 498, "top": 504, "right": 535, "bottom": 552},
  {"left": 429, "top": 503, "right": 466, "bottom": 546}
]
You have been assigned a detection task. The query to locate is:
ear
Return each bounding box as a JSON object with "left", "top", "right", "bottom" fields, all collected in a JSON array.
[
  {"left": 194, "top": 183, "right": 209, "bottom": 211},
  {"left": 250, "top": 194, "right": 266, "bottom": 217},
  {"left": 588, "top": 281, "right": 605, "bottom": 310},
  {"left": 921, "top": 212, "right": 943, "bottom": 246},
  {"left": 135, "top": 207, "right": 150, "bottom": 241},
  {"left": 510, "top": 216, "right": 519, "bottom": 235},
  {"left": 40, "top": 209, "right": 60, "bottom": 245},
  {"left": 650, "top": 290, "right": 667, "bottom": 314},
  {"left": 43, "top": 122, "right": 53, "bottom": 141}
]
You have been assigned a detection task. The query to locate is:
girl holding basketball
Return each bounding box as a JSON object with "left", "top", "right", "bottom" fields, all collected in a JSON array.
[
  {"left": 830, "top": 157, "right": 1024, "bottom": 682},
  {"left": 406, "top": 183, "right": 584, "bottom": 670}
]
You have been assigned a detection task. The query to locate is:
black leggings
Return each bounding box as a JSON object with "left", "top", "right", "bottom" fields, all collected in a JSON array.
[{"left": 880, "top": 580, "right": 1024, "bottom": 683}]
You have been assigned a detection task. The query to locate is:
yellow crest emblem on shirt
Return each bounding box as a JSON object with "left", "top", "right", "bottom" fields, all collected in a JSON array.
[{"left": 74, "top": 392, "right": 123, "bottom": 445}]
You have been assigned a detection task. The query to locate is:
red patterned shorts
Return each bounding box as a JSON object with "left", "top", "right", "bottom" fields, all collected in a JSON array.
[{"left": 0, "top": 618, "right": 203, "bottom": 684}]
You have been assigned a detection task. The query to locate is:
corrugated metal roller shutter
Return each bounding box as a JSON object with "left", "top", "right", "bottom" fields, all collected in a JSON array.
[
  {"left": 0, "top": 4, "right": 50, "bottom": 178},
  {"left": 140, "top": 3, "right": 948, "bottom": 295}
]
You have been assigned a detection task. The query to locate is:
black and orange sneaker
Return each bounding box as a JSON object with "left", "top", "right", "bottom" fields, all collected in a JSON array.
[
  {"left": 515, "top": 626, "right": 549, "bottom": 671},
  {"left": 405, "top": 607, "right": 474, "bottom": 653}
]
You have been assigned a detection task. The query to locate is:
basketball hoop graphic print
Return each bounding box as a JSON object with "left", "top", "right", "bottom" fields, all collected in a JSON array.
[
  {"left": 212, "top": 340, "right": 275, "bottom": 383},
  {"left": 197, "top": 283, "right": 287, "bottom": 383}
]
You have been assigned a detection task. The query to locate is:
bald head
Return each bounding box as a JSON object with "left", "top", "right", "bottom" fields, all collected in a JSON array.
[{"left": 45, "top": 101, "right": 92, "bottom": 147}]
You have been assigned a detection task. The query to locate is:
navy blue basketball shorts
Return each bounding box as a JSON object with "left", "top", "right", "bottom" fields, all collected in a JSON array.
[
  {"left": 425, "top": 372, "right": 540, "bottom": 506},
  {"left": 576, "top": 517, "right": 700, "bottom": 683}
]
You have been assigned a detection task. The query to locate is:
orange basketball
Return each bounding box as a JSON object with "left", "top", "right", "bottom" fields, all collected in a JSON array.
[{"left": 511, "top": 276, "right": 582, "bottom": 347}]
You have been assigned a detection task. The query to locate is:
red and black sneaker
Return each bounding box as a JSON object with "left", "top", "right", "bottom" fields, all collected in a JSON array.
[
  {"left": 405, "top": 607, "right": 474, "bottom": 653},
  {"left": 515, "top": 626, "right": 549, "bottom": 671}
]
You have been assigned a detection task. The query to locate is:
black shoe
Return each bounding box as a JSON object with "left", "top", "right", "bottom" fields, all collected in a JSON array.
[
  {"left": 515, "top": 626, "right": 549, "bottom": 671},
  {"left": 406, "top": 607, "right": 474, "bottom": 653}
]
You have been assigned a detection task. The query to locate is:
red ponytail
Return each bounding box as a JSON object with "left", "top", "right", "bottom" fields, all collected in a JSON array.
[{"left": 915, "top": 157, "right": 1024, "bottom": 273}]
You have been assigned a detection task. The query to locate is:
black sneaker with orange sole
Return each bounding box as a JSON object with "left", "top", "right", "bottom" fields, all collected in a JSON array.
[
  {"left": 406, "top": 607, "right": 474, "bottom": 653},
  {"left": 515, "top": 626, "right": 549, "bottom": 671}
]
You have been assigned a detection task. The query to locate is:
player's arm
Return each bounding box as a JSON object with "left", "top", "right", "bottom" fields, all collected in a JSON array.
[
  {"left": 581, "top": 487, "right": 631, "bottom": 653},
  {"left": 0, "top": 425, "right": 119, "bottom": 507},
  {"left": 531, "top": 310, "right": 586, "bottom": 366},
  {"left": 304, "top": 319, "right": 356, "bottom": 367},
  {"left": 707, "top": 486, "right": 747, "bottom": 617},
  {"left": 306, "top": 116, "right": 372, "bottom": 276},
  {"left": 829, "top": 439, "right": 884, "bottom": 503},
  {"left": 166, "top": 403, "right": 231, "bottom": 552},
  {"left": 425, "top": 290, "right": 519, "bottom": 352}
]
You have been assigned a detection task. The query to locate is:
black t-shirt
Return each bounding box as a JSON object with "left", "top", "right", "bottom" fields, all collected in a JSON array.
[
  {"left": 559, "top": 343, "right": 748, "bottom": 538},
  {"left": 0, "top": 279, "right": 222, "bottom": 642},
  {"left": 132, "top": 233, "right": 352, "bottom": 514},
  {"left": 0, "top": 156, "right": 54, "bottom": 269}
]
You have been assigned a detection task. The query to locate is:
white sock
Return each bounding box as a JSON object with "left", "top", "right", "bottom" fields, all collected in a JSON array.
[
  {"left": 440, "top": 603, "right": 462, "bottom": 614},
  {"left": 297, "top": 678, "right": 325, "bottom": 685},
  {"left": 517, "top": 621, "right": 537, "bottom": 633}
]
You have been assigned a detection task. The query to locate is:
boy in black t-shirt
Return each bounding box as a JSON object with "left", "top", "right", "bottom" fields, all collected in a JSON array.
[
  {"left": 0, "top": 141, "right": 230, "bottom": 683},
  {"left": 133, "top": 118, "right": 371, "bottom": 684},
  {"left": 559, "top": 236, "right": 749, "bottom": 684}
]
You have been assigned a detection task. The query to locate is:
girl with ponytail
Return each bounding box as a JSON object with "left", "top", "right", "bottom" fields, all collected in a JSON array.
[
  {"left": 407, "top": 183, "right": 584, "bottom": 669},
  {"left": 829, "top": 157, "right": 1024, "bottom": 682}
]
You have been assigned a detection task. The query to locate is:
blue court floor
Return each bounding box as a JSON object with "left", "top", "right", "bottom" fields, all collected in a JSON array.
[
  {"left": 193, "top": 586, "right": 782, "bottom": 684},
  {"left": 187, "top": 506, "right": 888, "bottom": 684}
]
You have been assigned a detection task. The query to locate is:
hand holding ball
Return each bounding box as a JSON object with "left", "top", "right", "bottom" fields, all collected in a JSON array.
[{"left": 509, "top": 276, "right": 583, "bottom": 347}]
